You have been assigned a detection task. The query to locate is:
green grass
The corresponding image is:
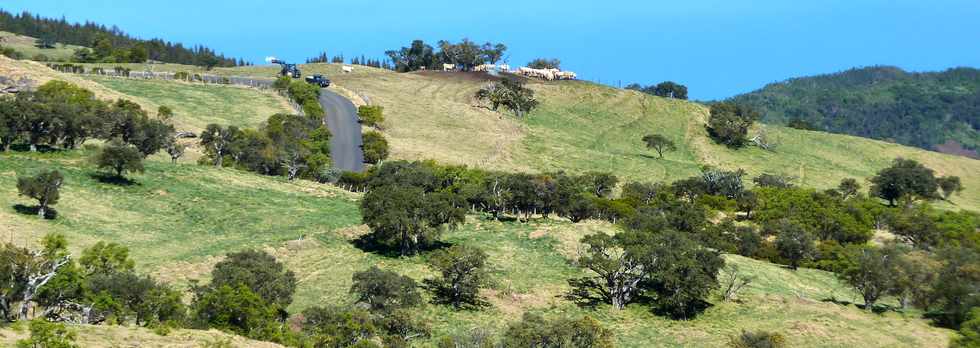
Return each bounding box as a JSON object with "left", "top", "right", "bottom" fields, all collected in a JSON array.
[
  {"left": 0, "top": 31, "right": 86, "bottom": 61},
  {"left": 82, "top": 75, "right": 292, "bottom": 131}
]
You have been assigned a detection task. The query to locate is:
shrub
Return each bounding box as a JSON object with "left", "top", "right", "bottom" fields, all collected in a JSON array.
[
  {"left": 16, "top": 319, "right": 79, "bottom": 348},
  {"left": 501, "top": 313, "right": 613, "bottom": 348},
  {"left": 209, "top": 250, "right": 297, "bottom": 308},
  {"left": 358, "top": 105, "right": 385, "bottom": 128},
  {"left": 350, "top": 266, "right": 422, "bottom": 313},
  {"left": 362, "top": 131, "right": 389, "bottom": 164},
  {"left": 707, "top": 102, "right": 759, "bottom": 148},
  {"left": 729, "top": 330, "right": 786, "bottom": 348}
]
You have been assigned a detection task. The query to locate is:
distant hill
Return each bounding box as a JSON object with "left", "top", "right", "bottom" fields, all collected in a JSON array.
[{"left": 731, "top": 66, "right": 980, "bottom": 158}]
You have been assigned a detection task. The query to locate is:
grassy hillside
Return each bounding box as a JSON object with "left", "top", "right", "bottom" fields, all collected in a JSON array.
[
  {"left": 1, "top": 148, "right": 954, "bottom": 347},
  {"left": 0, "top": 31, "right": 85, "bottom": 61},
  {"left": 82, "top": 75, "right": 293, "bottom": 131},
  {"left": 730, "top": 66, "right": 980, "bottom": 158}
]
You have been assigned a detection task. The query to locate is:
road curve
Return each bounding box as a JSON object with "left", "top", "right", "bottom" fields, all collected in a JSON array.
[{"left": 319, "top": 89, "right": 365, "bottom": 173}]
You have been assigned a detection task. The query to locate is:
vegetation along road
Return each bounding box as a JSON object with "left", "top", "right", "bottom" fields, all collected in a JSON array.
[{"left": 319, "top": 88, "right": 365, "bottom": 172}]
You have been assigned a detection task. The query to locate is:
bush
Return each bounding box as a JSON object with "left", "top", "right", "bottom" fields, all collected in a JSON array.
[
  {"left": 426, "top": 245, "right": 490, "bottom": 309},
  {"left": 209, "top": 250, "right": 297, "bottom": 308},
  {"left": 350, "top": 266, "right": 422, "bottom": 313},
  {"left": 191, "top": 284, "right": 281, "bottom": 340},
  {"left": 16, "top": 319, "right": 79, "bottom": 348},
  {"left": 362, "top": 131, "right": 389, "bottom": 164},
  {"left": 728, "top": 330, "right": 786, "bottom": 348},
  {"left": 358, "top": 105, "right": 385, "bottom": 128},
  {"left": 501, "top": 313, "right": 614, "bottom": 348},
  {"left": 769, "top": 219, "right": 815, "bottom": 270}
]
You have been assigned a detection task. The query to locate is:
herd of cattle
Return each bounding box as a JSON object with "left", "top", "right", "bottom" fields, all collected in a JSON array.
[{"left": 440, "top": 63, "right": 578, "bottom": 80}]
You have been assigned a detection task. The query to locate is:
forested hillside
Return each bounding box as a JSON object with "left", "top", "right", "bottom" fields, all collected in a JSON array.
[
  {"left": 731, "top": 66, "right": 980, "bottom": 158},
  {"left": 0, "top": 9, "right": 242, "bottom": 66}
]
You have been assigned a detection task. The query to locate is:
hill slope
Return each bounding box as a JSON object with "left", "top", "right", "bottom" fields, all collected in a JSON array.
[{"left": 730, "top": 66, "right": 980, "bottom": 158}]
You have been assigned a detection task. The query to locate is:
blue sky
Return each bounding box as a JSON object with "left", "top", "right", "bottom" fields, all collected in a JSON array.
[{"left": 2, "top": 0, "right": 979, "bottom": 100}]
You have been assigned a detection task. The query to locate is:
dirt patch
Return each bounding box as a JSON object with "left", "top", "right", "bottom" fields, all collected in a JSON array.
[{"left": 934, "top": 139, "right": 979, "bottom": 159}]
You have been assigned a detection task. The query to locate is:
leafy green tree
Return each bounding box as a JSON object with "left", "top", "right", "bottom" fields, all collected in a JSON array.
[
  {"left": 16, "top": 170, "right": 63, "bottom": 218},
  {"left": 301, "top": 306, "right": 378, "bottom": 347},
  {"left": 638, "top": 230, "right": 724, "bottom": 318},
  {"left": 837, "top": 246, "right": 897, "bottom": 310},
  {"left": 350, "top": 266, "right": 422, "bottom": 313},
  {"left": 79, "top": 241, "right": 135, "bottom": 275},
  {"left": 272, "top": 76, "right": 291, "bottom": 92},
  {"left": 94, "top": 140, "right": 144, "bottom": 178},
  {"left": 501, "top": 313, "right": 614, "bottom": 348},
  {"left": 210, "top": 250, "right": 297, "bottom": 308},
  {"left": 16, "top": 319, "right": 79, "bottom": 348},
  {"left": 527, "top": 58, "right": 561, "bottom": 70},
  {"left": 481, "top": 42, "right": 507, "bottom": 64},
  {"left": 576, "top": 233, "right": 645, "bottom": 309},
  {"left": 929, "top": 247, "right": 980, "bottom": 329},
  {"left": 938, "top": 176, "right": 964, "bottom": 200},
  {"left": 358, "top": 105, "right": 385, "bottom": 128},
  {"left": 837, "top": 178, "right": 861, "bottom": 200},
  {"left": 165, "top": 140, "right": 185, "bottom": 164},
  {"left": 869, "top": 158, "right": 940, "bottom": 206},
  {"left": 770, "top": 219, "right": 814, "bottom": 270},
  {"left": 362, "top": 131, "right": 389, "bottom": 164},
  {"left": 887, "top": 204, "right": 943, "bottom": 250},
  {"left": 156, "top": 105, "right": 174, "bottom": 122},
  {"left": 86, "top": 271, "right": 186, "bottom": 326},
  {"left": 200, "top": 124, "right": 240, "bottom": 167},
  {"left": 192, "top": 284, "right": 280, "bottom": 339},
  {"left": 360, "top": 185, "right": 465, "bottom": 256},
  {"left": 653, "top": 81, "right": 688, "bottom": 100},
  {"left": 426, "top": 245, "right": 490, "bottom": 309},
  {"left": 641, "top": 134, "right": 676, "bottom": 158},
  {"left": 475, "top": 77, "right": 539, "bottom": 118},
  {"left": 707, "top": 102, "right": 759, "bottom": 148}
]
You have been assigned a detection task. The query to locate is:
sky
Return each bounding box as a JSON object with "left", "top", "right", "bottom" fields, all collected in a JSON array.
[{"left": 2, "top": 0, "right": 979, "bottom": 100}]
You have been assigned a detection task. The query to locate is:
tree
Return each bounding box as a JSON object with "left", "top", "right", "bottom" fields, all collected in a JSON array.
[
  {"left": 653, "top": 81, "right": 688, "bottom": 100},
  {"left": 94, "top": 140, "right": 144, "bottom": 178},
  {"left": 706, "top": 102, "right": 759, "bottom": 148},
  {"left": 481, "top": 42, "right": 507, "bottom": 64},
  {"left": 639, "top": 230, "right": 724, "bottom": 318},
  {"left": 426, "top": 245, "right": 490, "bottom": 309},
  {"left": 301, "top": 306, "right": 379, "bottom": 347},
  {"left": 79, "top": 241, "right": 134, "bottom": 275},
  {"left": 350, "top": 266, "right": 422, "bottom": 313},
  {"left": 869, "top": 158, "right": 939, "bottom": 206},
  {"left": 360, "top": 185, "right": 465, "bottom": 256},
  {"left": 887, "top": 205, "right": 943, "bottom": 250},
  {"left": 209, "top": 250, "right": 297, "bottom": 308},
  {"left": 770, "top": 220, "right": 814, "bottom": 270},
  {"left": 17, "top": 170, "right": 63, "bottom": 218},
  {"left": 527, "top": 58, "right": 561, "bottom": 70},
  {"left": 838, "top": 246, "right": 897, "bottom": 310},
  {"left": 164, "top": 140, "right": 185, "bottom": 164},
  {"left": 475, "top": 77, "right": 539, "bottom": 118},
  {"left": 938, "top": 176, "right": 964, "bottom": 200},
  {"left": 576, "top": 233, "right": 645, "bottom": 309},
  {"left": 641, "top": 134, "right": 676, "bottom": 158},
  {"left": 501, "top": 313, "right": 614, "bottom": 348},
  {"left": 16, "top": 319, "right": 79, "bottom": 348},
  {"left": 156, "top": 105, "right": 174, "bottom": 122},
  {"left": 362, "top": 131, "right": 389, "bottom": 164},
  {"left": 929, "top": 247, "right": 980, "bottom": 329},
  {"left": 200, "top": 124, "right": 239, "bottom": 167},
  {"left": 837, "top": 178, "right": 861, "bottom": 200}
]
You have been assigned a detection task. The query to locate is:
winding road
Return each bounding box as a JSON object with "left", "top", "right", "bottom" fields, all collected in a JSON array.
[{"left": 318, "top": 88, "right": 365, "bottom": 173}]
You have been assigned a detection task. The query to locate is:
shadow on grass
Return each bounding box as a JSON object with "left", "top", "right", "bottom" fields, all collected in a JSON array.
[
  {"left": 631, "top": 153, "right": 664, "bottom": 160},
  {"left": 564, "top": 278, "right": 607, "bottom": 309},
  {"left": 565, "top": 277, "right": 713, "bottom": 319},
  {"left": 90, "top": 173, "right": 139, "bottom": 186},
  {"left": 12, "top": 204, "right": 58, "bottom": 219},
  {"left": 351, "top": 234, "right": 452, "bottom": 258}
]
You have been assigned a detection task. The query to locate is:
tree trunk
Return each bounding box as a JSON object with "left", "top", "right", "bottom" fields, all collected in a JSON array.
[
  {"left": 37, "top": 205, "right": 46, "bottom": 219},
  {"left": 30, "top": 143, "right": 37, "bottom": 152}
]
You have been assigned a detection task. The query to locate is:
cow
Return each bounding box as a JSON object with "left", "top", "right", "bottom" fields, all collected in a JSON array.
[
  {"left": 443, "top": 63, "right": 456, "bottom": 71},
  {"left": 342, "top": 66, "right": 353, "bottom": 73}
]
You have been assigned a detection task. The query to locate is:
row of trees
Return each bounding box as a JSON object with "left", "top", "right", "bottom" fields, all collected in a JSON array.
[
  {"left": 0, "top": 9, "right": 242, "bottom": 67},
  {"left": 306, "top": 51, "right": 393, "bottom": 70},
  {"left": 626, "top": 81, "right": 689, "bottom": 100},
  {"left": 385, "top": 39, "right": 507, "bottom": 72},
  {"left": 199, "top": 114, "right": 332, "bottom": 181},
  {"left": 0, "top": 81, "right": 174, "bottom": 155}
]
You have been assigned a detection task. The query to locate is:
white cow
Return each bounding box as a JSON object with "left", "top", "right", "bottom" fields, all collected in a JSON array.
[
  {"left": 499, "top": 64, "right": 510, "bottom": 72},
  {"left": 473, "top": 64, "right": 496, "bottom": 72},
  {"left": 443, "top": 63, "right": 456, "bottom": 71},
  {"left": 342, "top": 65, "right": 353, "bottom": 73}
]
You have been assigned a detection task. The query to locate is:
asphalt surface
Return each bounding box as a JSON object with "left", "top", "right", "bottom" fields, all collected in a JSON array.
[{"left": 318, "top": 89, "right": 365, "bottom": 173}]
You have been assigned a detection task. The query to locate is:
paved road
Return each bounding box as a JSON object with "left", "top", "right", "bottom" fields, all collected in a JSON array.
[{"left": 319, "top": 89, "right": 365, "bottom": 173}]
